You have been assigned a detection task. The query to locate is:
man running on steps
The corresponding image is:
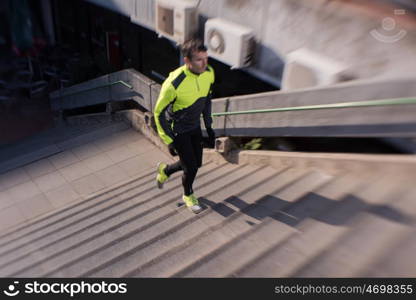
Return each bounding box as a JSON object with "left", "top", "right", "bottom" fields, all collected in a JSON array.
[{"left": 154, "top": 39, "right": 216, "bottom": 214}]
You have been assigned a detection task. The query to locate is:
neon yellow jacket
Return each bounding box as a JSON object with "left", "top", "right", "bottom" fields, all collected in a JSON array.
[{"left": 154, "top": 65, "right": 215, "bottom": 145}]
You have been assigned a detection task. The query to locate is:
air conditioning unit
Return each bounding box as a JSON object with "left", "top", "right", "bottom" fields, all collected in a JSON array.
[
  {"left": 281, "top": 48, "right": 348, "bottom": 90},
  {"left": 204, "top": 18, "right": 255, "bottom": 69},
  {"left": 155, "top": 0, "right": 198, "bottom": 44}
]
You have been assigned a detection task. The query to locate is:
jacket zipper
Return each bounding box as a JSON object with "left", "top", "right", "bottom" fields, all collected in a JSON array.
[{"left": 196, "top": 78, "right": 200, "bottom": 91}]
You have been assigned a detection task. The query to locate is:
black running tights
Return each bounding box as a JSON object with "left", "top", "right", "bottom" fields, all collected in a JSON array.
[{"left": 164, "top": 127, "right": 203, "bottom": 196}]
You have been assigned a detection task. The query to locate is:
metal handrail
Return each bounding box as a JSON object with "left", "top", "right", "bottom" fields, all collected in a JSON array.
[
  {"left": 60, "top": 80, "right": 133, "bottom": 98},
  {"left": 211, "top": 97, "right": 416, "bottom": 117}
]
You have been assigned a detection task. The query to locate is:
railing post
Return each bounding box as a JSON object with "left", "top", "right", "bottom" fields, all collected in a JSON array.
[{"left": 223, "top": 98, "right": 230, "bottom": 137}]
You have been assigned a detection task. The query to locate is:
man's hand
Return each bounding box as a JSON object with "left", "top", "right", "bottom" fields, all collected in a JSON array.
[
  {"left": 206, "top": 127, "right": 216, "bottom": 148},
  {"left": 168, "top": 143, "right": 177, "bottom": 156}
]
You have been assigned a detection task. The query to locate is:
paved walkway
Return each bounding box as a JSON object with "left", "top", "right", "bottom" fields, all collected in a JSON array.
[{"left": 0, "top": 125, "right": 171, "bottom": 232}]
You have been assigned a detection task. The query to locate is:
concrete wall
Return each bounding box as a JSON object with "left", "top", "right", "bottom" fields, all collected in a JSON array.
[
  {"left": 49, "top": 69, "right": 157, "bottom": 112},
  {"left": 212, "top": 77, "right": 416, "bottom": 137},
  {"left": 86, "top": 0, "right": 416, "bottom": 87},
  {"left": 50, "top": 68, "right": 416, "bottom": 138}
]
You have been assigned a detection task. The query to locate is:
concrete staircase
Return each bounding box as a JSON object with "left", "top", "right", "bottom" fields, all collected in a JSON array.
[{"left": 0, "top": 137, "right": 414, "bottom": 277}]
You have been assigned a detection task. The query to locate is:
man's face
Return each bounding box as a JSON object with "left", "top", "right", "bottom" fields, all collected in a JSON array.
[{"left": 185, "top": 51, "right": 208, "bottom": 74}]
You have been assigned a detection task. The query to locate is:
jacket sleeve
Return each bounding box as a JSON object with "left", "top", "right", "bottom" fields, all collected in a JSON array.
[
  {"left": 202, "top": 96, "right": 212, "bottom": 129},
  {"left": 154, "top": 80, "right": 176, "bottom": 145},
  {"left": 202, "top": 67, "right": 215, "bottom": 129}
]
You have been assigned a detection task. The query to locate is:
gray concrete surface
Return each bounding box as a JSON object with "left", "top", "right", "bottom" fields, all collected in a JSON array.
[
  {"left": 0, "top": 113, "right": 415, "bottom": 277},
  {"left": 88, "top": 0, "right": 416, "bottom": 85},
  {"left": 50, "top": 68, "right": 416, "bottom": 138},
  {"left": 0, "top": 115, "right": 171, "bottom": 232}
]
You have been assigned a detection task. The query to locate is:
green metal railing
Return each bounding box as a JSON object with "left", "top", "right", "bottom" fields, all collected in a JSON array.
[
  {"left": 58, "top": 77, "right": 415, "bottom": 119},
  {"left": 211, "top": 97, "right": 416, "bottom": 117},
  {"left": 60, "top": 80, "right": 133, "bottom": 98}
]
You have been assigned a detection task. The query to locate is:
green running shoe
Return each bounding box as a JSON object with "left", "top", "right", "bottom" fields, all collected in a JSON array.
[
  {"left": 156, "top": 162, "right": 168, "bottom": 189},
  {"left": 182, "top": 194, "right": 203, "bottom": 214}
]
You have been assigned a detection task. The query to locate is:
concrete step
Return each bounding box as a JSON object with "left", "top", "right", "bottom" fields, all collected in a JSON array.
[
  {"left": 122, "top": 167, "right": 292, "bottom": 277},
  {"left": 0, "top": 126, "right": 162, "bottom": 234},
  {"left": 3, "top": 162, "right": 239, "bottom": 276},
  {"left": 170, "top": 169, "right": 333, "bottom": 277},
  {"left": 340, "top": 184, "right": 416, "bottom": 278},
  {"left": 227, "top": 172, "right": 376, "bottom": 277},
  {"left": 290, "top": 173, "right": 415, "bottom": 277},
  {"left": 358, "top": 181, "right": 416, "bottom": 277},
  {"left": 125, "top": 166, "right": 315, "bottom": 277},
  {"left": 61, "top": 164, "right": 263, "bottom": 277},
  {"left": 0, "top": 129, "right": 160, "bottom": 244},
  {"left": 0, "top": 161, "right": 224, "bottom": 276},
  {"left": 0, "top": 167, "right": 159, "bottom": 271},
  {"left": 1, "top": 126, "right": 412, "bottom": 278},
  {"left": 359, "top": 227, "right": 416, "bottom": 277},
  {"left": 0, "top": 164, "right": 157, "bottom": 253}
]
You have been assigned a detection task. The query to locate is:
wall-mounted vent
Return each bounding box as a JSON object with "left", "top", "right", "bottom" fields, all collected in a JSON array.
[
  {"left": 155, "top": 0, "right": 198, "bottom": 44},
  {"left": 282, "top": 48, "right": 348, "bottom": 90},
  {"left": 205, "top": 18, "right": 255, "bottom": 69}
]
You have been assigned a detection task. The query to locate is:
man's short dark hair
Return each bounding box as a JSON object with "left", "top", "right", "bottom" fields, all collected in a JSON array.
[{"left": 181, "top": 39, "right": 207, "bottom": 60}]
